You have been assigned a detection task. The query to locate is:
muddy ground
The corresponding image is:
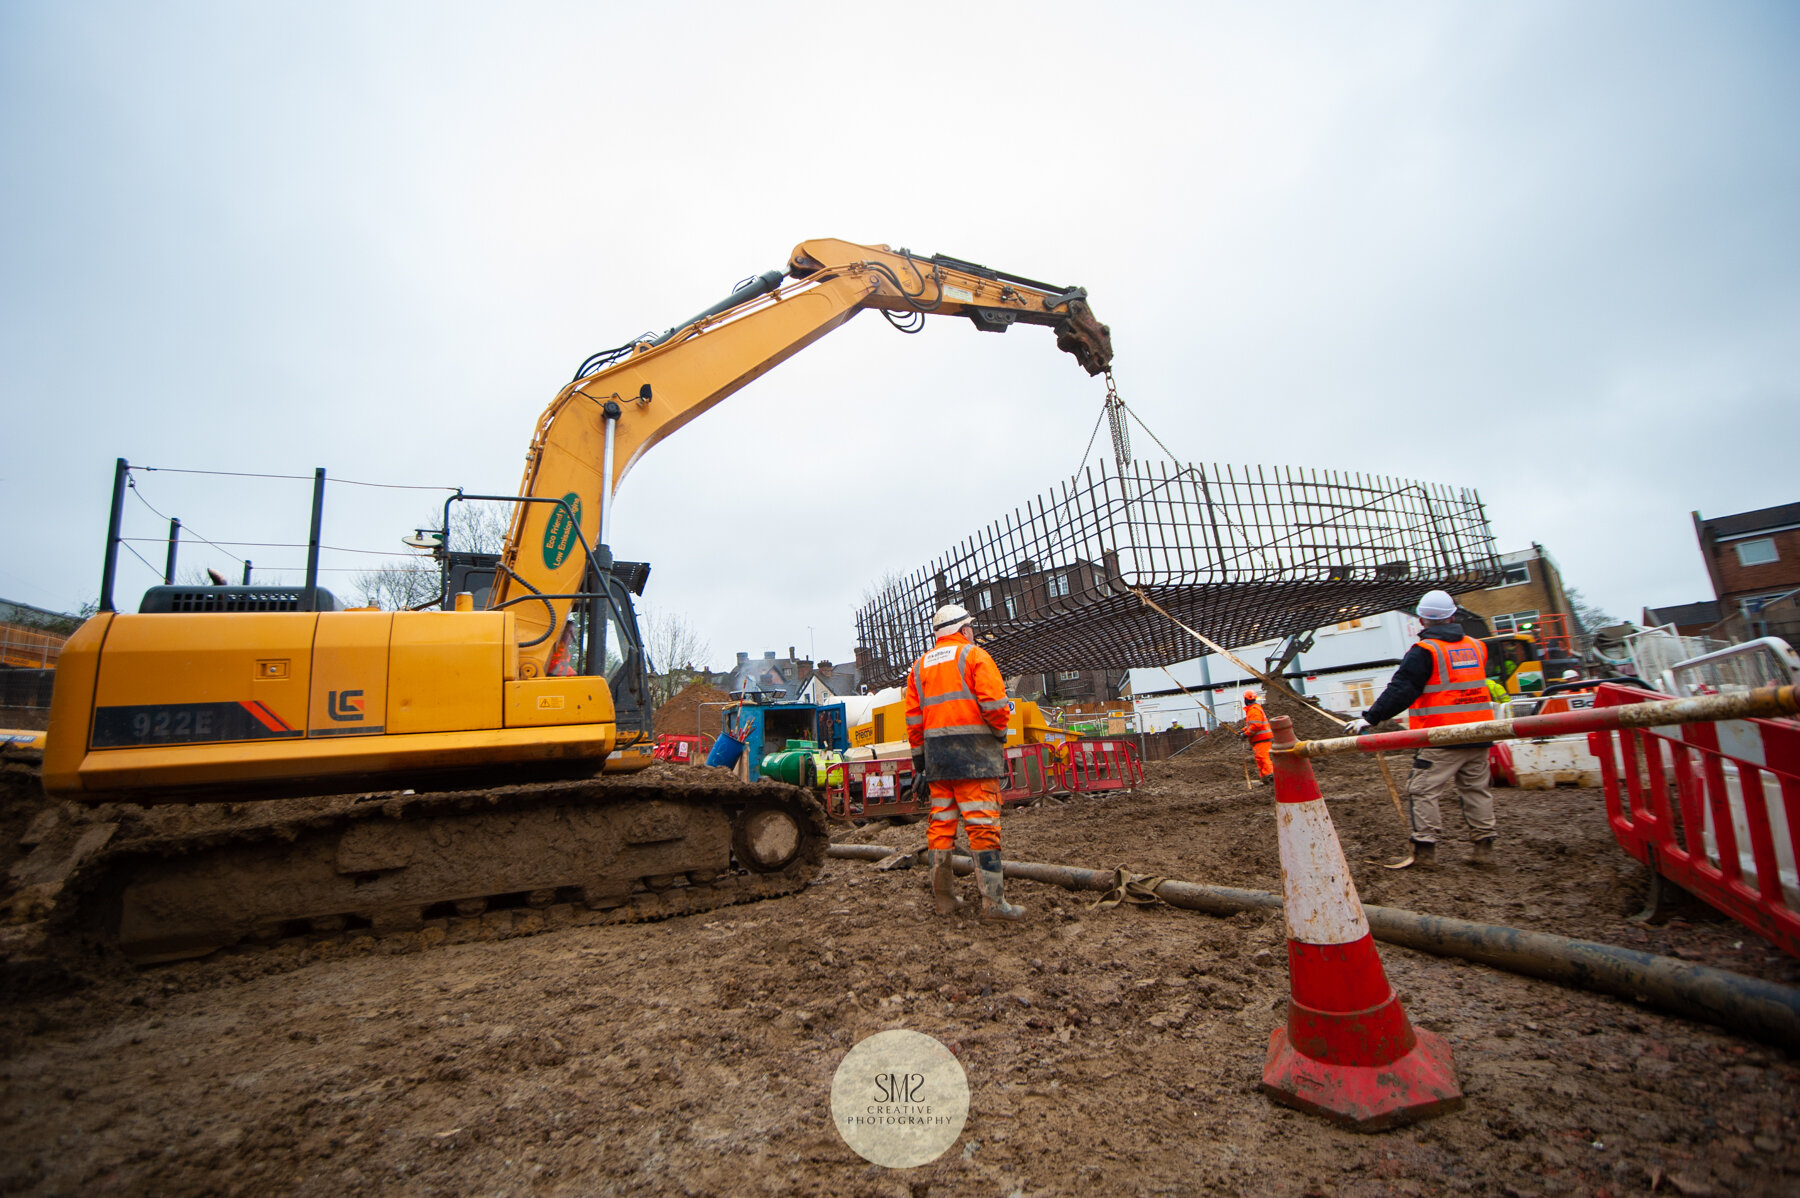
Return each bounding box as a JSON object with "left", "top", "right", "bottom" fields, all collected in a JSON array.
[{"left": 2, "top": 731, "right": 1797, "bottom": 1197}]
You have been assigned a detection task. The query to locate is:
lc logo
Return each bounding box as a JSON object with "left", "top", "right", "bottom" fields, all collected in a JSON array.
[{"left": 327, "top": 690, "right": 365, "bottom": 722}]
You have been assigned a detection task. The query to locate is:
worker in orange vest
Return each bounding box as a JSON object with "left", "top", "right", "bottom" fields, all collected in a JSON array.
[
  {"left": 904, "top": 603, "right": 1023, "bottom": 921},
  {"left": 1239, "top": 689, "right": 1274, "bottom": 785},
  {"left": 1344, "top": 589, "right": 1497, "bottom": 867}
]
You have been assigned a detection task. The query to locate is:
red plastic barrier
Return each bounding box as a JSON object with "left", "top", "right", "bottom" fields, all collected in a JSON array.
[
  {"left": 1589, "top": 682, "right": 1800, "bottom": 959},
  {"left": 1001, "top": 742, "right": 1067, "bottom": 802},
  {"left": 822, "top": 758, "right": 919, "bottom": 820},
  {"left": 1061, "top": 737, "right": 1143, "bottom": 793},
  {"left": 821, "top": 738, "right": 1143, "bottom": 821},
  {"left": 651, "top": 734, "right": 707, "bottom": 763}
]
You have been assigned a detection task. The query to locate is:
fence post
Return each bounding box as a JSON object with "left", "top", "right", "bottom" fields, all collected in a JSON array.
[
  {"left": 163, "top": 517, "right": 181, "bottom": 584},
  {"left": 303, "top": 467, "right": 325, "bottom": 611},
  {"left": 99, "top": 457, "right": 128, "bottom": 613}
]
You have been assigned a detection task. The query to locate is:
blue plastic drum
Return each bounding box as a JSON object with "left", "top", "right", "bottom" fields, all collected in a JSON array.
[{"left": 706, "top": 733, "right": 746, "bottom": 769}]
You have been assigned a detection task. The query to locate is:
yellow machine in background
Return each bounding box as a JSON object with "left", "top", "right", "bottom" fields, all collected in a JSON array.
[
  {"left": 1482, "top": 632, "right": 1547, "bottom": 695},
  {"left": 845, "top": 690, "right": 1071, "bottom": 755}
]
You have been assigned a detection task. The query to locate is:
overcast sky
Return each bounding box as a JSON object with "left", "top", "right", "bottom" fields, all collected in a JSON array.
[{"left": 3, "top": 2, "right": 1795, "bottom": 667}]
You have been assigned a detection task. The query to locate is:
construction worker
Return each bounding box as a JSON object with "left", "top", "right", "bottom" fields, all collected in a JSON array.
[
  {"left": 1240, "top": 689, "right": 1274, "bottom": 785},
  {"left": 904, "top": 603, "right": 1023, "bottom": 921},
  {"left": 546, "top": 616, "right": 580, "bottom": 677},
  {"left": 1344, "top": 589, "right": 1497, "bottom": 867}
]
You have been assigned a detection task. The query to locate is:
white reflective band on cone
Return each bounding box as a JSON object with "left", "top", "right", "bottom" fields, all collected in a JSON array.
[{"left": 1277, "top": 799, "right": 1372, "bottom": 945}]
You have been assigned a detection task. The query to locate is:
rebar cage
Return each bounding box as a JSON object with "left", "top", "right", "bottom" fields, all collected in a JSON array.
[{"left": 855, "top": 462, "right": 1501, "bottom": 687}]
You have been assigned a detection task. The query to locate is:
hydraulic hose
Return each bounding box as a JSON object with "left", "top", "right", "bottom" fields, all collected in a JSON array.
[{"left": 825, "top": 844, "right": 1800, "bottom": 1051}]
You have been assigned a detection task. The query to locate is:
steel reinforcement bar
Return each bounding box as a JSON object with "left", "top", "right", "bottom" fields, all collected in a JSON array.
[
  {"left": 1288, "top": 686, "right": 1800, "bottom": 757},
  {"left": 854, "top": 462, "right": 1500, "bottom": 687}
]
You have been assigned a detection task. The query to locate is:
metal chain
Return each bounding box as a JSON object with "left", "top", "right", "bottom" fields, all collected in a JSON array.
[{"left": 1104, "top": 370, "right": 1132, "bottom": 473}]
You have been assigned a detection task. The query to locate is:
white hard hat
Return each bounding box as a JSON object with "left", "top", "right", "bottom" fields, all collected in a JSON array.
[
  {"left": 932, "top": 603, "right": 973, "bottom": 636},
  {"left": 1561, "top": 669, "right": 1580, "bottom": 680},
  {"left": 1416, "top": 590, "right": 1457, "bottom": 621}
]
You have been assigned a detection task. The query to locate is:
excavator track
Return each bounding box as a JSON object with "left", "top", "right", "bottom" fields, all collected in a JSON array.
[{"left": 33, "top": 768, "right": 827, "bottom": 965}]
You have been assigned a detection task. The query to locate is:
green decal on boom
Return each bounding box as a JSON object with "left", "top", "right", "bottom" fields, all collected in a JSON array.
[{"left": 541, "top": 493, "right": 584, "bottom": 571}]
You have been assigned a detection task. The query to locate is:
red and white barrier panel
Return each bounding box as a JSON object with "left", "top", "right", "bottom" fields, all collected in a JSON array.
[
  {"left": 1000, "top": 742, "right": 1065, "bottom": 802},
  {"left": 820, "top": 739, "right": 1142, "bottom": 821},
  {"left": 1262, "top": 715, "right": 1463, "bottom": 1131},
  {"left": 1061, "top": 738, "right": 1143, "bottom": 794},
  {"left": 651, "top": 734, "right": 707, "bottom": 763},
  {"left": 822, "top": 759, "right": 915, "bottom": 820},
  {"left": 1590, "top": 682, "right": 1800, "bottom": 959}
]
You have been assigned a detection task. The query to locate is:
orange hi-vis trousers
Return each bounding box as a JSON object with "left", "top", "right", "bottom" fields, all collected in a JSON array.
[
  {"left": 1252, "top": 741, "right": 1274, "bottom": 778},
  {"left": 927, "top": 777, "right": 1003, "bottom": 852}
]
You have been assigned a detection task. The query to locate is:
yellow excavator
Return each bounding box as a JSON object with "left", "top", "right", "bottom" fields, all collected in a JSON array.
[{"left": 31, "top": 239, "right": 1112, "bottom": 962}]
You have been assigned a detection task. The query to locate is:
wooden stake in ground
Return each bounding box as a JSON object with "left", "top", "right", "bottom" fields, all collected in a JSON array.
[{"left": 1132, "top": 588, "right": 1416, "bottom": 867}]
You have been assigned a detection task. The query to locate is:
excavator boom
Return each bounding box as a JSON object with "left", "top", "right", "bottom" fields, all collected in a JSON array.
[{"left": 494, "top": 240, "right": 1112, "bottom": 672}]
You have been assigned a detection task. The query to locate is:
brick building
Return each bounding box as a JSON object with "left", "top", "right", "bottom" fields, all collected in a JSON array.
[
  {"left": 1455, "top": 543, "right": 1575, "bottom": 639},
  {"left": 1009, "top": 666, "right": 1128, "bottom": 706},
  {"left": 1689, "top": 502, "right": 1800, "bottom": 644}
]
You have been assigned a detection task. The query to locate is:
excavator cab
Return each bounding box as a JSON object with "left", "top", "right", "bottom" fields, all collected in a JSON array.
[{"left": 1482, "top": 633, "right": 1545, "bottom": 694}]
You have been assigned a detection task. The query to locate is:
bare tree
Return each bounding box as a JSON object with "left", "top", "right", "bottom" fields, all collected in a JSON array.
[
  {"left": 859, "top": 570, "right": 908, "bottom": 609},
  {"left": 1565, "top": 586, "right": 1617, "bottom": 653},
  {"left": 639, "top": 604, "right": 714, "bottom": 708},
  {"left": 353, "top": 500, "right": 518, "bottom": 611},
  {"left": 354, "top": 561, "right": 443, "bottom": 611}
]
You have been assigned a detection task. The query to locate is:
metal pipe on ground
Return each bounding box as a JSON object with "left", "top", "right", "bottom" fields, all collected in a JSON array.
[
  {"left": 1297, "top": 685, "right": 1799, "bottom": 758},
  {"left": 825, "top": 844, "right": 1800, "bottom": 1052}
]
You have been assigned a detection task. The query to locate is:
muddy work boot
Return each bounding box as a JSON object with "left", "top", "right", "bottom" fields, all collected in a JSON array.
[
  {"left": 973, "top": 850, "right": 1025, "bottom": 922},
  {"left": 1410, "top": 840, "right": 1436, "bottom": 867},
  {"left": 1471, "top": 839, "right": 1497, "bottom": 869},
  {"left": 926, "top": 849, "right": 964, "bottom": 916},
  {"left": 1260, "top": 773, "right": 1274, "bottom": 787}
]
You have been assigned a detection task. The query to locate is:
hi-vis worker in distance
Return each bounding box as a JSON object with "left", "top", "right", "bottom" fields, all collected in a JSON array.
[
  {"left": 904, "top": 603, "right": 1025, "bottom": 921},
  {"left": 1239, "top": 690, "right": 1274, "bottom": 785},
  {"left": 1344, "top": 589, "right": 1498, "bottom": 868}
]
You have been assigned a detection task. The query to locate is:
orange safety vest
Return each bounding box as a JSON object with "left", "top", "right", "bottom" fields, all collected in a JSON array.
[
  {"left": 1242, "top": 702, "right": 1272, "bottom": 744},
  {"left": 1410, "top": 636, "right": 1491, "bottom": 728},
  {"left": 904, "top": 635, "right": 1012, "bottom": 779}
]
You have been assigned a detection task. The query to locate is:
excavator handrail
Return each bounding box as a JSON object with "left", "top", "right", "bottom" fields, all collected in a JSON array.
[{"left": 441, "top": 492, "right": 594, "bottom": 648}]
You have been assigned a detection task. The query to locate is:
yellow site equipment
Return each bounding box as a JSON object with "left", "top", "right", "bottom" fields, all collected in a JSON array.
[{"left": 844, "top": 690, "right": 1070, "bottom": 757}]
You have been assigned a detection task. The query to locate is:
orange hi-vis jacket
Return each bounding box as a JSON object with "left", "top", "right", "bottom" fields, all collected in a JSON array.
[
  {"left": 1242, "top": 701, "right": 1272, "bottom": 744},
  {"left": 1410, "top": 635, "right": 1491, "bottom": 728},
  {"left": 904, "top": 634, "right": 1012, "bottom": 780}
]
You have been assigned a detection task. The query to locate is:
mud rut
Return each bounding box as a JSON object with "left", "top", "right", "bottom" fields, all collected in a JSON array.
[{"left": 2, "top": 738, "right": 1797, "bottom": 1197}]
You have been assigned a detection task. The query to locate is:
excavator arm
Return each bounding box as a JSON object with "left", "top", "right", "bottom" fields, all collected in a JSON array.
[{"left": 492, "top": 239, "right": 1113, "bottom": 674}]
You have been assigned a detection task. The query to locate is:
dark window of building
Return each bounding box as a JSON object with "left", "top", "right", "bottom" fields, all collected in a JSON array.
[
  {"left": 1493, "top": 609, "right": 1539, "bottom": 633},
  {"left": 1496, "top": 563, "right": 1529, "bottom": 587}
]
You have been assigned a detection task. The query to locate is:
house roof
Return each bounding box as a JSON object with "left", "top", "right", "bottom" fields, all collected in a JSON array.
[
  {"left": 1642, "top": 600, "right": 1720, "bottom": 628},
  {"left": 1699, "top": 502, "right": 1800, "bottom": 541}
]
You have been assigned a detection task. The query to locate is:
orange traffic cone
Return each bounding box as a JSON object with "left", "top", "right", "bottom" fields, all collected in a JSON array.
[{"left": 1260, "top": 714, "right": 1464, "bottom": 1131}]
